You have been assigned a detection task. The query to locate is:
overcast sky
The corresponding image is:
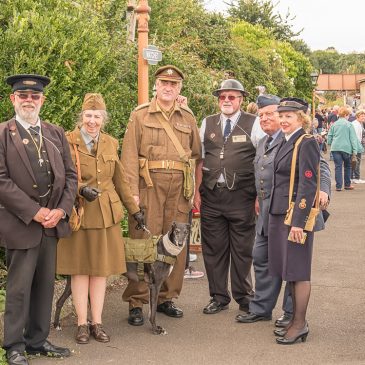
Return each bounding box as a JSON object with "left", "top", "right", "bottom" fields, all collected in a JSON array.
[{"left": 204, "top": 0, "right": 365, "bottom": 54}]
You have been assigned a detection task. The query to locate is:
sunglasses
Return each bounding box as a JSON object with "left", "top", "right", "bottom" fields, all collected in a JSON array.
[
  {"left": 218, "top": 95, "right": 242, "bottom": 101},
  {"left": 14, "top": 93, "right": 42, "bottom": 101}
]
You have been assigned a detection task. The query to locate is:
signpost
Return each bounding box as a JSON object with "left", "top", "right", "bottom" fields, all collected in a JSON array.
[{"left": 143, "top": 45, "right": 162, "bottom": 65}]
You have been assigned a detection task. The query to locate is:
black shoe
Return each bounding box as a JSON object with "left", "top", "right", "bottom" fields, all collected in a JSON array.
[
  {"left": 157, "top": 301, "right": 183, "bottom": 318},
  {"left": 203, "top": 299, "right": 229, "bottom": 314},
  {"left": 276, "top": 324, "right": 309, "bottom": 345},
  {"left": 26, "top": 340, "right": 70, "bottom": 358},
  {"left": 6, "top": 350, "right": 29, "bottom": 365},
  {"left": 128, "top": 307, "right": 144, "bottom": 326},
  {"left": 238, "top": 303, "right": 250, "bottom": 313},
  {"left": 275, "top": 313, "right": 293, "bottom": 328},
  {"left": 273, "top": 328, "right": 287, "bottom": 337},
  {"left": 235, "top": 312, "right": 272, "bottom": 323}
]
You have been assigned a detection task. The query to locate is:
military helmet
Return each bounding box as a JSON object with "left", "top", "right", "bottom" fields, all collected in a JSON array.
[{"left": 212, "top": 79, "right": 249, "bottom": 97}]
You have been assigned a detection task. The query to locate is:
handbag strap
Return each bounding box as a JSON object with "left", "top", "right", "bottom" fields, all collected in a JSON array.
[
  {"left": 288, "top": 134, "right": 320, "bottom": 209},
  {"left": 156, "top": 114, "right": 189, "bottom": 163}
]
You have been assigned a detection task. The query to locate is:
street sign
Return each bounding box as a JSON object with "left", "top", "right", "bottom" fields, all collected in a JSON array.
[{"left": 143, "top": 45, "right": 162, "bottom": 65}]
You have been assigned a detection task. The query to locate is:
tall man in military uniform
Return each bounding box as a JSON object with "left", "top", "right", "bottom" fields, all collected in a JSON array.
[
  {"left": 235, "top": 94, "right": 331, "bottom": 325},
  {"left": 194, "top": 79, "right": 257, "bottom": 315},
  {"left": 0, "top": 74, "right": 77, "bottom": 365},
  {"left": 121, "top": 65, "right": 201, "bottom": 325}
]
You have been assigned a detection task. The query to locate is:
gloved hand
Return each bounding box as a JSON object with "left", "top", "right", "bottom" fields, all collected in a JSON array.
[
  {"left": 79, "top": 186, "right": 100, "bottom": 202},
  {"left": 133, "top": 210, "right": 145, "bottom": 230}
]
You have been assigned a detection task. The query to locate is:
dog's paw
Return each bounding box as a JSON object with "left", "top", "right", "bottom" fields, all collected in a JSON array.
[{"left": 152, "top": 326, "right": 168, "bottom": 335}]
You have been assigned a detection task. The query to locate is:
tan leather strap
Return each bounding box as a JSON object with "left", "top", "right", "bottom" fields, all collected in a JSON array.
[
  {"left": 288, "top": 134, "right": 320, "bottom": 209},
  {"left": 148, "top": 160, "right": 185, "bottom": 171},
  {"left": 72, "top": 144, "right": 82, "bottom": 183},
  {"left": 156, "top": 114, "right": 189, "bottom": 163}
]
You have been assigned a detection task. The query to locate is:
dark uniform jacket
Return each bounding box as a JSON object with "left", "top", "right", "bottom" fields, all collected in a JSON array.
[
  {"left": 256, "top": 131, "right": 330, "bottom": 235},
  {"left": 0, "top": 118, "right": 77, "bottom": 249},
  {"left": 269, "top": 129, "right": 320, "bottom": 229}
]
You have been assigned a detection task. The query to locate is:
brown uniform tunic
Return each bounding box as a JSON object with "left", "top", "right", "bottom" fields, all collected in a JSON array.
[
  {"left": 121, "top": 97, "right": 201, "bottom": 307},
  {"left": 57, "top": 128, "right": 139, "bottom": 276}
]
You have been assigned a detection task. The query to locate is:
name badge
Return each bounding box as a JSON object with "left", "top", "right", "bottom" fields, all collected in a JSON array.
[{"left": 232, "top": 135, "right": 246, "bottom": 143}]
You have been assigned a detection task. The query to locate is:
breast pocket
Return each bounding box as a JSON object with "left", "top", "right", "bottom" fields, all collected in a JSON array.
[
  {"left": 174, "top": 123, "right": 192, "bottom": 149},
  {"left": 102, "top": 154, "right": 117, "bottom": 177},
  {"left": 142, "top": 122, "right": 165, "bottom": 146}
]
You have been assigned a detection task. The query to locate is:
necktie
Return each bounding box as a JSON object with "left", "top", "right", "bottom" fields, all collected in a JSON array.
[
  {"left": 90, "top": 139, "right": 97, "bottom": 156},
  {"left": 29, "top": 126, "right": 40, "bottom": 134},
  {"left": 265, "top": 136, "right": 273, "bottom": 151},
  {"left": 223, "top": 119, "right": 231, "bottom": 139}
]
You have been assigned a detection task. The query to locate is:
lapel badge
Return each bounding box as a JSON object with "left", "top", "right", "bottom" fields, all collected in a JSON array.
[
  {"left": 304, "top": 170, "right": 313, "bottom": 178},
  {"left": 22, "top": 138, "right": 29, "bottom": 145},
  {"left": 298, "top": 198, "right": 307, "bottom": 209},
  {"left": 11, "top": 132, "right": 16, "bottom": 136},
  {"left": 210, "top": 133, "right": 216, "bottom": 139}
]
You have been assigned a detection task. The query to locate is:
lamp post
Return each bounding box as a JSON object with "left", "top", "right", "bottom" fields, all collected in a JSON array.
[
  {"left": 310, "top": 71, "right": 319, "bottom": 120},
  {"left": 136, "top": 0, "right": 151, "bottom": 105}
]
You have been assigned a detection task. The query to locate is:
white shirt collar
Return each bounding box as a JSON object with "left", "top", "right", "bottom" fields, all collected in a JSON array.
[
  {"left": 285, "top": 127, "right": 302, "bottom": 141},
  {"left": 16, "top": 114, "right": 41, "bottom": 131},
  {"left": 221, "top": 110, "right": 241, "bottom": 125},
  {"left": 80, "top": 126, "right": 99, "bottom": 144}
]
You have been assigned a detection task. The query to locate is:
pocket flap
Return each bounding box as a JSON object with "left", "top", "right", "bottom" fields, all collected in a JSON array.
[
  {"left": 174, "top": 123, "right": 192, "bottom": 134},
  {"left": 108, "top": 191, "right": 120, "bottom": 203},
  {"left": 102, "top": 154, "right": 117, "bottom": 163}
]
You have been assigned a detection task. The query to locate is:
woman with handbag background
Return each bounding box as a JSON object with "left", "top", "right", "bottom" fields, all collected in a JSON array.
[
  {"left": 268, "top": 97, "right": 320, "bottom": 345},
  {"left": 57, "top": 93, "right": 144, "bottom": 344}
]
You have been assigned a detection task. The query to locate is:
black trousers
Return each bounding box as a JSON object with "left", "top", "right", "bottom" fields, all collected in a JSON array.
[
  {"left": 200, "top": 184, "right": 256, "bottom": 306},
  {"left": 3, "top": 234, "right": 57, "bottom": 352}
]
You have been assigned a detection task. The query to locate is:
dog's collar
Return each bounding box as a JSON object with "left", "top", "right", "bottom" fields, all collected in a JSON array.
[{"left": 162, "top": 233, "right": 184, "bottom": 256}]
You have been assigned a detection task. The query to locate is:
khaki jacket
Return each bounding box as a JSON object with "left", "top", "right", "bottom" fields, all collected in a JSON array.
[
  {"left": 67, "top": 128, "right": 139, "bottom": 229},
  {"left": 121, "top": 97, "right": 201, "bottom": 195}
]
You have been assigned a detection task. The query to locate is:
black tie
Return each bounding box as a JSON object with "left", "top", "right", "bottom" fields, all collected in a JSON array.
[
  {"left": 223, "top": 119, "right": 231, "bottom": 139},
  {"left": 265, "top": 136, "right": 273, "bottom": 151},
  {"left": 29, "top": 126, "right": 40, "bottom": 135}
]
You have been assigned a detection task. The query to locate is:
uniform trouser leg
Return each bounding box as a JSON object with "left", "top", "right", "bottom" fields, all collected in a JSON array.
[
  {"left": 201, "top": 199, "right": 231, "bottom": 305},
  {"left": 123, "top": 173, "right": 189, "bottom": 307},
  {"left": 282, "top": 282, "right": 293, "bottom": 315},
  {"left": 3, "top": 235, "right": 57, "bottom": 351},
  {"left": 249, "top": 233, "right": 283, "bottom": 316},
  {"left": 227, "top": 193, "right": 256, "bottom": 306}
]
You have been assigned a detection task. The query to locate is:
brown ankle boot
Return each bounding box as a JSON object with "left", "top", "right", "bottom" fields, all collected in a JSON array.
[
  {"left": 90, "top": 323, "right": 110, "bottom": 343},
  {"left": 76, "top": 324, "right": 90, "bottom": 344}
]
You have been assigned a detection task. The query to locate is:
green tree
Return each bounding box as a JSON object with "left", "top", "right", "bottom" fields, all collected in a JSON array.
[{"left": 228, "top": 0, "right": 301, "bottom": 42}]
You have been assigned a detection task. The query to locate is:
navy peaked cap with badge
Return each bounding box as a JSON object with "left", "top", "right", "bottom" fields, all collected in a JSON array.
[
  {"left": 277, "top": 97, "right": 308, "bottom": 112},
  {"left": 5, "top": 74, "right": 51, "bottom": 92},
  {"left": 256, "top": 94, "right": 281, "bottom": 109}
]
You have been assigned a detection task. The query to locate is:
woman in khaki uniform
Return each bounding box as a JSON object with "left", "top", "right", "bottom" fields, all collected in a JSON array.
[{"left": 57, "top": 94, "right": 144, "bottom": 344}]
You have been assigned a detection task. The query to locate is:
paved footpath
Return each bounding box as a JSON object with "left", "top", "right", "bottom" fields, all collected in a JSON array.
[{"left": 32, "top": 158, "right": 365, "bottom": 365}]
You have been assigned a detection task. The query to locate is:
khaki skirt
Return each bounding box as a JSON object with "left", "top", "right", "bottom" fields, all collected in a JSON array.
[{"left": 57, "top": 224, "right": 126, "bottom": 276}]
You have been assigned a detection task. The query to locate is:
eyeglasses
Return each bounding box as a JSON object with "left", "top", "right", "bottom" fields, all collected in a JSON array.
[
  {"left": 14, "top": 93, "right": 42, "bottom": 101},
  {"left": 218, "top": 95, "right": 242, "bottom": 102}
]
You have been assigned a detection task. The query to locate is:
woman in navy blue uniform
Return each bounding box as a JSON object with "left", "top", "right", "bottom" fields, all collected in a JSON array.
[{"left": 268, "top": 98, "right": 320, "bottom": 345}]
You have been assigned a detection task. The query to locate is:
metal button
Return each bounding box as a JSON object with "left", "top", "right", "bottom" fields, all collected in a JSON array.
[
  {"left": 261, "top": 167, "right": 264, "bottom": 170},
  {"left": 97, "top": 181, "right": 101, "bottom": 185},
  {"left": 33, "top": 184, "right": 38, "bottom": 188},
  {"left": 97, "top": 169, "right": 101, "bottom": 173}
]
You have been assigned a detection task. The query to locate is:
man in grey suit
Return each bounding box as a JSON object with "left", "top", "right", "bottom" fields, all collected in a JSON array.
[
  {"left": 236, "top": 94, "right": 331, "bottom": 325},
  {"left": 0, "top": 74, "right": 77, "bottom": 365}
]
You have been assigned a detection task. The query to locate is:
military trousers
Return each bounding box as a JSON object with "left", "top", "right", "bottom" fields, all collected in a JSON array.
[
  {"left": 249, "top": 232, "right": 293, "bottom": 316},
  {"left": 200, "top": 184, "right": 256, "bottom": 306},
  {"left": 123, "top": 172, "right": 190, "bottom": 307},
  {"left": 3, "top": 234, "right": 57, "bottom": 352}
]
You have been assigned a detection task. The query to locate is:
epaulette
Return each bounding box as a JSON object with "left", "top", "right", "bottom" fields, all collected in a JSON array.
[
  {"left": 135, "top": 102, "right": 150, "bottom": 111},
  {"left": 180, "top": 104, "right": 195, "bottom": 117}
]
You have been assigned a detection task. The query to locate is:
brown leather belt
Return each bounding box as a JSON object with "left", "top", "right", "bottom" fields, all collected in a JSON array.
[{"left": 148, "top": 160, "right": 185, "bottom": 171}]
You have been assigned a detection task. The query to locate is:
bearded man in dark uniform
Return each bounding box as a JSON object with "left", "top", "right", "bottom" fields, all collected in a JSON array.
[{"left": 0, "top": 74, "right": 77, "bottom": 365}]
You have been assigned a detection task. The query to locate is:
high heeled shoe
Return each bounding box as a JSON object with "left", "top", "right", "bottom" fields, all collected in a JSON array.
[{"left": 276, "top": 323, "right": 309, "bottom": 345}]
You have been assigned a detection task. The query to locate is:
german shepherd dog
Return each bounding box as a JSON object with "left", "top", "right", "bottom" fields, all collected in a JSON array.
[{"left": 125, "top": 222, "right": 190, "bottom": 335}]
